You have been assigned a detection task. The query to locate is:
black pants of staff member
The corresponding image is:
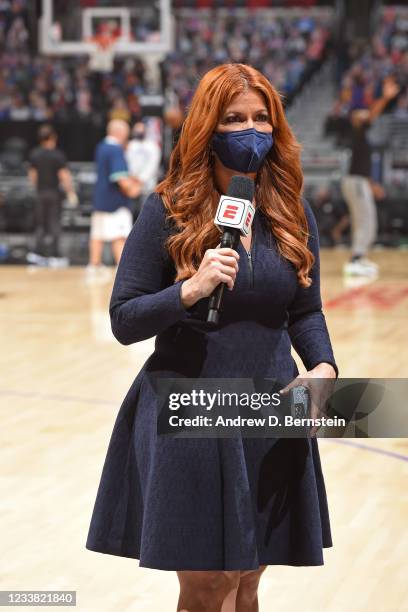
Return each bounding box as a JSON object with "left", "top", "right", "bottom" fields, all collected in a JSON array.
[{"left": 34, "top": 189, "right": 62, "bottom": 257}]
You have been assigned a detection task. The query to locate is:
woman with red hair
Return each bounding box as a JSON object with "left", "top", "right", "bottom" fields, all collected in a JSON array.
[{"left": 86, "top": 63, "right": 338, "bottom": 611}]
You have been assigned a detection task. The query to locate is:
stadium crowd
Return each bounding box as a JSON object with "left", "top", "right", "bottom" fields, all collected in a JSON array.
[
  {"left": 2, "top": 3, "right": 408, "bottom": 129},
  {"left": 0, "top": 3, "right": 332, "bottom": 122}
]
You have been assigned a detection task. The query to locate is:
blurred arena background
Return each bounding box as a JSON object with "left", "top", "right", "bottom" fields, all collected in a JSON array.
[
  {"left": 0, "top": 1, "right": 407, "bottom": 611},
  {"left": 0, "top": 0, "right": 407, "bottom": 265}
]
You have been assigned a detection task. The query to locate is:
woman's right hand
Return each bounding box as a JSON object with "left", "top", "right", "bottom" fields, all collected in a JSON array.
[{"left": 180, "top": 247, "right": 240, "bottom": 309}]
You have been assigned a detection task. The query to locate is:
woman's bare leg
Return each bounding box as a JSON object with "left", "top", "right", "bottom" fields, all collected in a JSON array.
[
  {"left": 176, "top": 570, "right": 241, "bottom": 612},
  {"left": 235, "top": 565, "right": 268, "bottom": 612}
]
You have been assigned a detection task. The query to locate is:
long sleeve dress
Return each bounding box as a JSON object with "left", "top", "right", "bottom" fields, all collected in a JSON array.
[{"left": 85, "top": 191, "right": 339, "bottom": 571}]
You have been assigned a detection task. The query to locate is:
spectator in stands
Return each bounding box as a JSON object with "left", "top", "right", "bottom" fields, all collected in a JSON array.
[
  {"left": 0, "top": 0, "right": 29, "bottom": 53},
  {"left": 28, "top": 123, "right": 78, "bottom": 262},
  {"left": 88, "top": 119, "right": 142, "bottom": 273},
  {"left": 340, "top": 75, "right": 400, "bottom": 278},
  {"left": 125, "top": 120, "right": 161, "bottom": 219},
  {"left": 108, "top": 97, "right": 131, "bottom": 123},
  {"left": 29, "top": 91, "right": 51, "bottom": 121},
  {"left": 5, "top": 14, "right": 28, "bottom": 51},
  {"left": 9, "top": 92, "right": 30, "bottom": 121}
]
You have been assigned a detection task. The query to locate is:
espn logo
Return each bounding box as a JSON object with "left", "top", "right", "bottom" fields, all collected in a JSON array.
[
  {"left": 222, "top": 203, "right": 240, "bottom": 220},
  {"left": 216, "top": 197, "right": 245, "bottom": 227},
  {"left": 214, "top": 195, "right": 255, "bottom": 237}
]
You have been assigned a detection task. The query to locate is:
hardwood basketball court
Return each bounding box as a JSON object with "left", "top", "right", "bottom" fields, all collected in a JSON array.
[{"left": 1, "top": 249, "right": 407, "bottom": 611}]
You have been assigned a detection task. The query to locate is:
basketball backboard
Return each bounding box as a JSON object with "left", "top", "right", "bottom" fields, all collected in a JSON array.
[{"left": 39, "top": 0, "right": 172, "bottom": 56}]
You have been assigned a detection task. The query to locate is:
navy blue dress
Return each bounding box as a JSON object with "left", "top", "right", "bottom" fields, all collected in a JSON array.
[{"left": 85, "top": 192, "right": 338, "bottom": 571}]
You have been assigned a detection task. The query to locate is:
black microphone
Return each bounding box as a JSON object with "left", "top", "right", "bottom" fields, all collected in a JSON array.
[{"left": 207, "top": 176, "right": 255, "bottom": 325}]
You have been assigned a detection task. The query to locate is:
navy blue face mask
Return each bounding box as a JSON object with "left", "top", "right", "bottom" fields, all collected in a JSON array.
[{"left": 211, "top": 127, "right": 274, "bottom": 173}]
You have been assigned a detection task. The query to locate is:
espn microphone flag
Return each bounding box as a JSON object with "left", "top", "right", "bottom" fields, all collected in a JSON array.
[
  {"left": 207, "top": 176, "right": 255, "bottom": 325},
  {"left": 214, "top": 195, "right": 255, "bottom": 237}
]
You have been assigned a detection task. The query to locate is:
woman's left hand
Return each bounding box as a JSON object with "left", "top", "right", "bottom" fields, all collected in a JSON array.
[{"left": 279, "top": 363, "right": 337, "bottom": 437}]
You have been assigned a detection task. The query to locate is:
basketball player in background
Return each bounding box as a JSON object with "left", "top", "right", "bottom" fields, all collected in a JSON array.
[
  {"left": 340, "top": 75, "right": 400, "bottom": 278},
  {"left": 28, "top": 124, "right": 78, "bottom": 266},
  {"left": 125, "top": 120, "right": 161, "bottom": 220},
  {"left": 88, "top": 119, "right": 141, "bottom": 274}
]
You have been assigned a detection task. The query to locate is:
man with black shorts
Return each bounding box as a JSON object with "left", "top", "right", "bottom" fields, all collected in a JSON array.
[{"left": 28, "top": 124, "right": 78, "bottom": 263}]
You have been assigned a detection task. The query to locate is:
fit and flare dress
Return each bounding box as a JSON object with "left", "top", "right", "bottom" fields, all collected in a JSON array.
[{"left": 85, "top": 192, "right": 339, "bottom": 571}]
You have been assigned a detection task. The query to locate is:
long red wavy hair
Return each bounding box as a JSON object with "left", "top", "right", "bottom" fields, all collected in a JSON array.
[{"left": 156, "top": 63, "right": 314, "bottom": 288}]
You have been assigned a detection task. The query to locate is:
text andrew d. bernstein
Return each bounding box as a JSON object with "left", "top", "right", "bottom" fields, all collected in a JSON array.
[{"left": 167, "top": 415, "right": 346, "bottom": 428}]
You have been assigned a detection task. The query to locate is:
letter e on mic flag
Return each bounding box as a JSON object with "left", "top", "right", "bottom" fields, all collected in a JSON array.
[{"left": 215, "top": 196, "right": 255, "bottom": 236}]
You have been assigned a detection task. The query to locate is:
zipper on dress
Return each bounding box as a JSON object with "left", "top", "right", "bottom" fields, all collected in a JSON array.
[
  {"left": 246, "top": 249, "right": 254, "bottom": 288},
  {"left": 243, "top": 215, "right": 256, "bottom": 288}
]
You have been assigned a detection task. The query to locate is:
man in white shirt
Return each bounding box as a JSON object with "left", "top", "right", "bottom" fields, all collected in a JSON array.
[{"left": 125, "top": 121, "right": 161, "bottom": 216}]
